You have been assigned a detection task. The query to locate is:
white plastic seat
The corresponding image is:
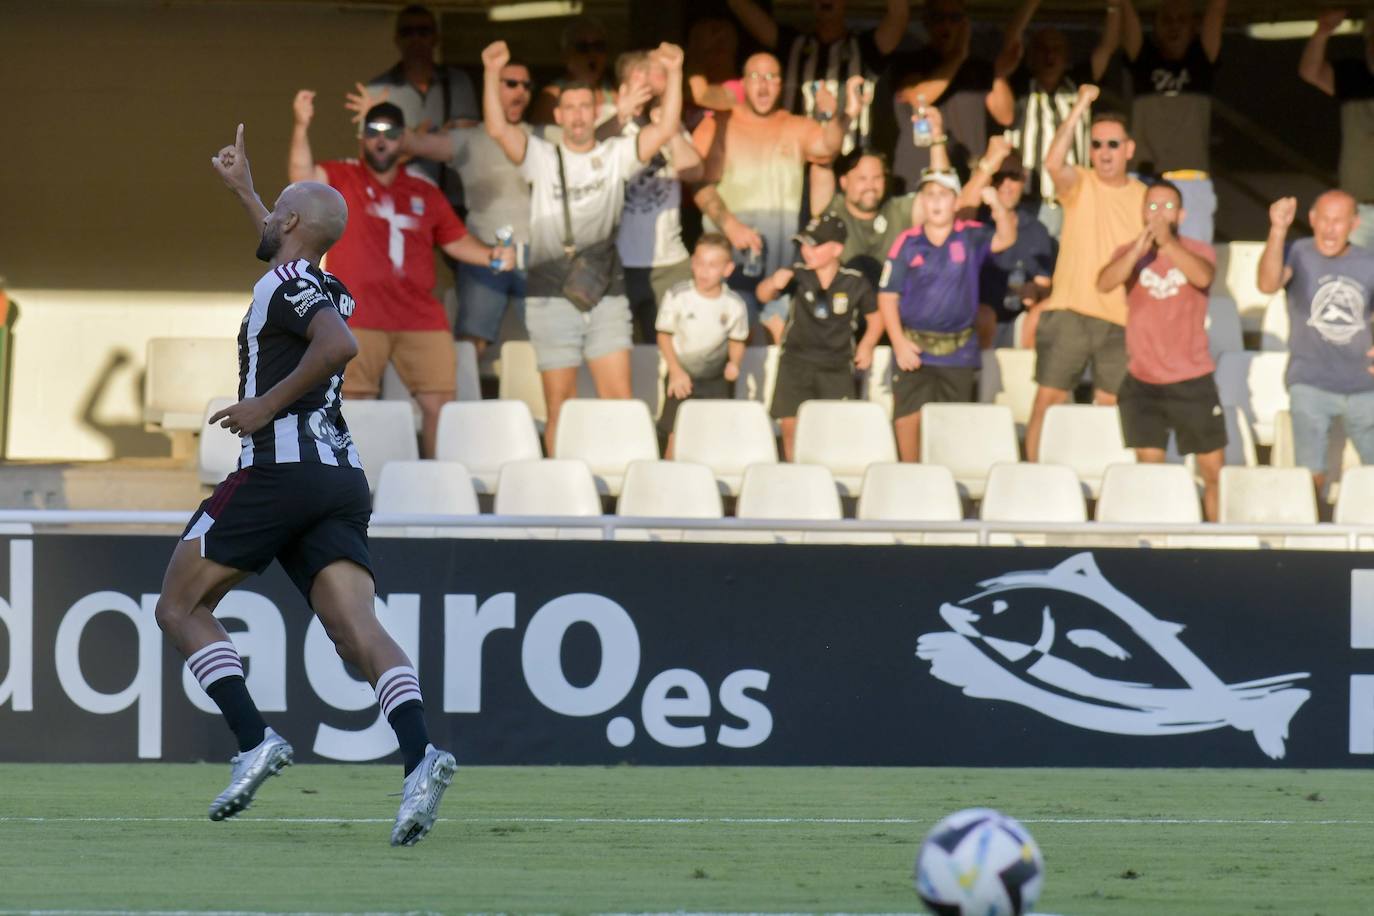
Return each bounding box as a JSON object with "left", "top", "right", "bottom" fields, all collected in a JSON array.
[
  {"left": 793, "top": 400, "right": 897, "bottom": 496},
  {"left": 1218, "top": 466, "right": 1317, "bottom": 524},
  {"left": 919, "top": 403, "right": 1019, "bottom": 499},
  {"left": 498, "top": 340, "right": 548, "bottom": 425},
  {"left": 553, "top": 398, "right": 659, "bottom": 496},
  {"left": 856, "top": 462, "right": 963, "bottom": 521},
  {"left": 1214, "top": 241, "right": 1284, "bottom": 333},
  {"left": 340, "top": 400, "right": 419, "bottom": 492},
  {"left": 616, "top": 459, "right": 723, "bottom": 518},
  {"left": 1259, "top": 293, "right": 1290, "bottom": 351},
  {"left": 1213, "top": 351, "right": 1289, "bottom": 446},
  {"left": 979, "top": 462, "right": 1087, "bottom": 522},
  {"left": 1167, "top": 404, "right": 1257, "bottom": 469},
  {"left": 373, "top": 460, "right": 479, "bottom": 515},
  {"left": 734, "top": 345, "right": 780, "bottom": 406},
  {"left": 434, "top": 399, "right": 542, "bottom": 494},
  {"left": 493, "top": 458, "right": 602, "bottom": 516},
  {"left": 1095, "top": 463, "right": 1202, "bottom": 523},
  {"left": 1038, "top": 404, "right": 1135, "bottom": 498},
  {"left": 1335, "top": 466, "right": 1374, "bottom": 524},
  {"left": 197, "top": 397, "right": 241, "bottom": 486},
  {"left": 736, "top": 463, "right": 842, "bottom": 521},
  {"left": 672, "top": 399, "right": 778, "bottom": 495},
  {"left": 860, "top": 345, "right": 893, "bottom": 417},
  {"left": 978, "top": 348, "right": 1037, "bottom": 433},
  {"left": 144, "top": 338, "right": 239, "bottom": 430},
  {"left": 1205, "top": 295, "right": 1244, "bottom": 357},
  {"left": 380, "top": 340, "right": 482, "bottom": 421},
  {"left": 631, "top": 343, "right": 666, "bottom": 419}
]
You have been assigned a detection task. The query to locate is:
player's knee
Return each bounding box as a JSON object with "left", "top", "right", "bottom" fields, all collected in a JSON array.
[{"left": 152, "top": 594, "right": 191, "bottom": 634}]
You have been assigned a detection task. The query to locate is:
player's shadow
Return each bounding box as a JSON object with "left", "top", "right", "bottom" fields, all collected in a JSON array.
[{"left": 80, "top": 350, "right": 174, "bottom": 458}]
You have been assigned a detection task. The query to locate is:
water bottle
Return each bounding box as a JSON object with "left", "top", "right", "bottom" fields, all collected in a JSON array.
[
  {"left": 742, "top": 238, "right": 766, "bottom": 278},
  {"left": 1003, "top": 261, "right": 1026, "bottom": 314},
  {"left": 912, "top": 95, "right": 934, "bottom": 148},
  {"left": 491, "top": 225, "right": 515, "bottom": 272}
]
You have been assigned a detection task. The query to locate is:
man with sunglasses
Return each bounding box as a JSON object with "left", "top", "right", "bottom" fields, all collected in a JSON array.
[
  {"left": 531, "top": 17, "right": 618, "bottom": 128},
  {"left": 289, "top": 97, "right": 508, "bottom": 459},
  {"left": 1098, "top": 180, "right": 1223, "bottom": 520},
  {"left": 1024, "top": 84, "right": 1146, "bottom": 463}
]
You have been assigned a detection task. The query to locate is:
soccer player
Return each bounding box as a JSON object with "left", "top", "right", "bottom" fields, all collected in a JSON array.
[{"left": 153, "top": 124, "right": 455, "bottom": 847}]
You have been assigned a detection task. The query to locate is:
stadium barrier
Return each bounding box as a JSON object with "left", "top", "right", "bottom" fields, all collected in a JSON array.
[{"left": 3, "top": 517, "right": 1374, "bottom": 768}]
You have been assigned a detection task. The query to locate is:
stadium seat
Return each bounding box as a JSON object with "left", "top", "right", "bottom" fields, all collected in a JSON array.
[
  {"left": 144, "top": 337, "right": 239, "bottom": 431},
  {"left": 1214, "top": 241, "right": 1283, "bottom": 333},
  {"left": 793, "top": 400, "right": 897, "bottom": 496},
  {"left": 493, "top": 458, "right": 602, "bottom": 516},
  {"left": 1205, "top": 295, "right": 1244, "bottom": 357},
  {"left": 856, "top": 462, "right": 963, "bottom": 521},
  {"left": 616, "top": 459, "right": 724, "bottom": 518},
  {"left": 631, "top": 343, "right": 666, "bottom": 419},
  {"left": 1214, "top": 350, "right": 1289, "bottom": 446},
  {"left": 382, "top": 340, "right": 482, "bottom": 415},
  {"left": 554, "top": 398, "right": 659, "bottom": 496},
  {"left": 373, "top": 460, "right": 479, "bottom": 515},
  {"left": 497, "top": 340, "right": 547, "bottom": 424},
  {"left": 1259, "top": 292, "right": 1290, "bottom": 352},
  {"left": 340, "top": 400, "right": 419, "bottom": 492},
  {"left": 1218, "top": 466, "right": 1317, "bottom": 524},
  {"left": 859, "top": 345, "right": 893, "bottom": 417},
  {"left": 736, "top": 463, "right": 843, "bottom": 524},
  {"left": 978, "top": 348, "right": 1037, "bottom": 433},
  {"left": 1335, "top": 466, "right": 1374, "bottom": 524},
  {"left": 734, "top": 345, "right": 780, "bottom": 407},
  {"left": 197, "top": 397, "right": 240, "bottom": 486},
  {"left": 920, "top": 403, "right": 1019, "bottom": 499},
  {"left": 672, "top": 399, "right": 779, "bottom": 495},
  {"left": 1037, "top": 404, "right": 1135, "bottom": 498},
  {"left": 1095, "top": 463, "right": 1202, "bottom": 523},
  {"left": 979, "top": 462, "right": 1087, "bottom": 522},
  {"left": 434, "top": 399, "right": 541, "bottom": 494}
]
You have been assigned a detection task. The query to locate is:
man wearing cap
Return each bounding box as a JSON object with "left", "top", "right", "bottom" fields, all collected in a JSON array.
[
  {"left": 757, "top": 213, "right": 882, "bottom": 460},
  {"left": 288, "top": 93, "right": 507, "bottom": 459},
  {"left": 878, "top": 124, "right": 1018, "bottom": 462}
]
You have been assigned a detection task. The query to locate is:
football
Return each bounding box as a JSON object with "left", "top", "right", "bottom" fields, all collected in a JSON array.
[{"left": 914, "top": 807, "right": 1045, "bottom": 916}]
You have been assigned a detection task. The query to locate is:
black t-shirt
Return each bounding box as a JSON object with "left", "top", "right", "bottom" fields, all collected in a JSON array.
[
  {"left": 1333, "top": 58, "right": 1374, "bottom": 100},
  {"left": 890, "top": 51, "right": 996, "bottom": 190},
  {"left": 1128, "top": 38, "right": 1216, "bottom": 96},
  {"left": 779, "top": 265, "right": 877, "bottom": 366}
]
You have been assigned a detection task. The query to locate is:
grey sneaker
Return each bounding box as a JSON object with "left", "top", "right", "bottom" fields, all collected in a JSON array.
[
  {"left": 208, "top": 727, "right": 293, "bottom": 822},
  {"left": 391, "top": 745, "right": 457, "bottom": 847}
]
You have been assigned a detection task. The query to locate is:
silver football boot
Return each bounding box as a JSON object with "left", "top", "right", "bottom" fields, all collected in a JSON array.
[
  {"left": 208, "top": 727, "right": 293, "bottom": 821},
  {"left": 390, "top": 744, "right": 457, "bottom": 846}
]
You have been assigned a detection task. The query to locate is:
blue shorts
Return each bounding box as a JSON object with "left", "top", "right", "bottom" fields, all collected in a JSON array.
[
  {"left": 524, "top": 295, "right": 633, "bottom": 371},
  {"left": 1289, "top": 383, "right": 1374, "bottom": 473},
  {"left": 455, "top": 262, "right": 526, "bottom": 343}
]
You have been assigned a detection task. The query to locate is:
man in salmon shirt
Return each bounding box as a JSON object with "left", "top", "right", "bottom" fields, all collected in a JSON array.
[
  {"left": 1023, "top": 83, "right": 1146, "bottom": 461},
  {"left": 1098, "top": 179, "right": 1223, "bottom": 520}
]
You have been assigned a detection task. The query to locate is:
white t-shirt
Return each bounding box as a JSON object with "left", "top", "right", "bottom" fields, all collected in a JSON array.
[
  {"left": 617, "top": 124, "right": 691, "bottom": 269},
  {"left": 655, "top": 281, "right": 750, "bottom": 377},
  {"left": 521, "top": 133, "right": 641, "bottom": 296}
]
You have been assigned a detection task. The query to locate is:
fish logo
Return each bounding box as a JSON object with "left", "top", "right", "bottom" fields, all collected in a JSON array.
[{"left": 916, "top": 553, "right": 1310, "bottom": 759}]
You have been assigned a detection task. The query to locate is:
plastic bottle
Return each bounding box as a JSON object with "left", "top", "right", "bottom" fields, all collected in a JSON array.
[
  {"left": 491, "top": 225, "right": 515, "bottom": 272},
  {"left": 912, "top": 95, "right": 934, "bottom": 148},
  {"left": 1003, "top": 261, "right": 1026, "bottom": 314},
  {"left": 742, "top": 238, "right": 766, "bottom": 278}
]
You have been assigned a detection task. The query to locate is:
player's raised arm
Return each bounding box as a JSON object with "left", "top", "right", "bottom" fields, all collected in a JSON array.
[
  {"left": 211, "top": 123, "right": 270, "bottom": 230},
  {"left": 483, "top": 41, "right": 529, "bottom": 164}
]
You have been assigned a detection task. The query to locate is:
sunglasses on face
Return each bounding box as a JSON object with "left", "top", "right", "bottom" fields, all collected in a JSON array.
[
  {"left": 502, "top": 78, "right": 533, "bottom": 90},
  {"left": 1091, "top": 138, "right": 1123, "bottom": 150},
  {"left": 746, "top": 71, "right": 781, "bottom": 83},
  {"left": 573, "top": 39, "right": 607, "bottom": 54},
  {"left": 1147, "top": 200, "right": 1178, "bottom": 211},
  {"left": 397, "top": 25, "right": 434, "bottom": 38},
  {"left": 364, "top": 122, "right": 403, "bottom": 140}
]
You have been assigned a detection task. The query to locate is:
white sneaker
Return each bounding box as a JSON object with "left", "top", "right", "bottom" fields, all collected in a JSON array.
[
  {"left": 208, "top": 727, "right": 293, "bottom": 822},
  {"left": 391, "top": 744, "right": 457, "bottom": 847}
]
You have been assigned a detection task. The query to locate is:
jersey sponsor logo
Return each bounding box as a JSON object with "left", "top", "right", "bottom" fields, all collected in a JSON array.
[
  {"left": 949, "top": 240, "right": 967, "bottom": 264},
  {"left": 1307, "top": 274, "right": 1370, "bottom": 345},
  {"left": 1139, "top": 265, "right": 1189, "bottom": 300},
  {"left": 284, "top": 285, "right": 327, "bottom": 317},
  {"left": 410, "top": 195, "right": 425, "bottom": 215},
  {"left": 337, "top": 293, "right": 356, "bottom": 318},
  {"left": 305, "top": 410, "right": 353, "bottom": 451},
  {"left": 874, "top": 214, "right": 888, "bottom": 234},
  {"left": 1150, "top": 66, "right": 1191, "bottom": 95},
  {"left": 832, "top": 292, "right": 850, "bottom": 315}
]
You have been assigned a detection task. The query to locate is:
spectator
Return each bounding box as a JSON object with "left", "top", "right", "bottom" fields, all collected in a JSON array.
[
  {"left": 890, "top": 0, "right": 1015, "bottom": 191},
  {"left": 288, "top": 97, "right": 504, "bottom": 458},
  {"left": 1098, "top": 180, "right": 1223, "bottom": 520},
  {"left": 656, "top": 234, "right": 751, "bottom": 458},
  {"left": 878, "top": 137, "right": 1018, "bottom": 462},
  {"left": 693, "top": 57, "right": 862, "bottom": 341},
  {"left": 996, "top": 0, "right": 1121, "bottom": 237},
  {"left": 363, "top": 4, "right": 478, "bottom": 215},
  {"left": 606, "top": 50, "right": 705, "bottom": 343},
  {"left": 530, "top": 17, "right": 618, "bottom": 128},
  {"left": 1120, "top": 0, "right": 1227, "bottom": 243},
  {"left": 1259, "top": 191, "right": 1374, "bottom": 496},
  {"left": 481, "top": 40, "right": 685, "bottom": 453},
  {"left": 399, "top": 58, "right": 534, "bottom": 358},
  {"left": 1023, "top": 85, "right": 1146, "bottom": 462},
  {"left": 1299, "top": 11, "right": 1374, "bottom": 251},
  {"left": 686, "top": 17, "right": 745, "bottom": 112},
  {"left": 757, "top": 214, "right": 883, "bottom": 460}
]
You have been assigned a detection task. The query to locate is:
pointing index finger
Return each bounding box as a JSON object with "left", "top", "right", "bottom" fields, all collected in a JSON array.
[{"left": 235, "top": 123, "right": 245, "bottom": 153}]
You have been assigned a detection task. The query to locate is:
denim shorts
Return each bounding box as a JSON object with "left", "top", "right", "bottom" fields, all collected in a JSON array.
[
  {"left": 1289, "top": 383, "right": 1374, "bottom": 473},
  {"left": 524, "top": 295, "right": 633, "bottom": 371},
  {"left": 455, "top": 262, "right": 525, "bottom": 343}
]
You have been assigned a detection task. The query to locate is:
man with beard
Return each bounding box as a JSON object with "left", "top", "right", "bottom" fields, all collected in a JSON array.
[
  {"left": 157, "top": 124, "right": 456, "bottom": 846},
  {"left": 693, "top": 53, "right": 862, "bottom": 342},
  {"left": 288, "top": 97, "right": 506, "bottom": 459}
]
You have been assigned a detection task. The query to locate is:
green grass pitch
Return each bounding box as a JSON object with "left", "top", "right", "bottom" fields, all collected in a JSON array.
[{"left": 2, "top": 764, "right": 1372, "bottom": 915}]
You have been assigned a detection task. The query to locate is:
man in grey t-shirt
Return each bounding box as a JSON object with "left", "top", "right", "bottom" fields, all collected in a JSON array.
[{"left": 1259, "top": 191, "right": 1374, "bottom": 492}]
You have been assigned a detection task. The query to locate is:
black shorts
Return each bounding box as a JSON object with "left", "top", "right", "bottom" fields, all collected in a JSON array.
[
  {"left": 770, "top": 356, "right": 856, "bottom": 419},
  {"left": 1117, "top": 371, "right": 1228, "bottom": 455},
  {"left": 181, "top": 463, "right": 373, "bottom": 601},
  {"left": 892, "top": 364, "right": 977, "bottom": 419},
  {"left": 1034, "top": 309, "right": 1127, "bottom": 394},
  {"left": 658, "top": 372, "right": 733, "bottom": 437}
]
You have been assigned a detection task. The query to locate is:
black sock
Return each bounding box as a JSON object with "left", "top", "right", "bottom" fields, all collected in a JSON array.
[
  {"left": 206, "top": 675, "right": 268, "bottom": 753},
  {"left": 388, "top": 700, "right": 430, "bottom": 775}
]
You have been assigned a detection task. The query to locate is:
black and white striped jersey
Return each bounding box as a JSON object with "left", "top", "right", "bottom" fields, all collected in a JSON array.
[{"left": 236, "top": 259, "right": 363, "bottom": 470}]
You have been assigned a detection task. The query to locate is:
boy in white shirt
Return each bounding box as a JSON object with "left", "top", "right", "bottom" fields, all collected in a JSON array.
[{"left": 656, "top": 233, "right": 751, "bottom": 456}]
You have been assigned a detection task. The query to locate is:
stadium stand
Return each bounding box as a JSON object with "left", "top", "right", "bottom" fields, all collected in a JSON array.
[
  {"left": 1096, "top": 463, "right": 1203, "bottom": 524},
  {"left": 1335, "top": 466, "right": 1374, "bottom": 525},
  {"left": 1214, "top": 350, "right": 1289, "bottom": 446},
  {"left": 1036, "top": 404, "right": 1134, "bottom": 499},
  {"left": 434, "top": 399, "right": 542, "bottom": 495},
  {"left": 858, "top": 345, "right": 894, "bottom": 417},
  {"left": 616, "top": 459, "right": 724, "bottom": 519},
  {"left": 734, "top": 345, "right": 781, "bottom": 411},
  {"left": 980, "top": 462, "right": 1088, "bottom": 524},
  {"left": 197, "top": 397, "right": 240, "bottom": 487},
  {"left": 494, "top": 458, "right": 601, "bottom": 516},
  {"left": 373, "top": 460, "right": 479, "bottom": 515},
  {"left": 1214, "top": 241, "right": 1285, "bottom": 333},
  {"left": 553, "top": 398, "right": 660, "bottom": 496},
  {"left": 978, "top": 348, "right": 1037, "bottom": 435},
  {"left": 792, "top": 400, "right": 897, "bottom": 497},
  {"left": 1259, "top": 293, "right": 1290, "bottom": 352},
  {"left": 919, "top": 403, "right": 1020, "bottom": 500},
  {"left": 1218, "top": 466, "right": 1318, "bottom": 525},
  {"left": 672, "top": 399, "right": 779, "bottom": 496},
  {"left": 1205, "top": 296, "right": 1244, "bottom": 357},
  {"left": 340, "top": 400, "right": 419, "bottom": 492},
  {"left": 144, "top": 337, "right": 238, "bottom": 438},
  {"left": 737, "top": 463, "right": 843, "bottom": 543}
]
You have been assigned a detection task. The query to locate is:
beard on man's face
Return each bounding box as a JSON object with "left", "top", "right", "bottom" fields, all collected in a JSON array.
[
  {"left": 364, "top": 148, "right": 400, "bottom": 173},
  {"left": 255, "top": 224, "right": 283, "bottom": 263}
]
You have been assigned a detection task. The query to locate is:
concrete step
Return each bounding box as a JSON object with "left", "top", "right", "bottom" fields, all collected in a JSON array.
[{"left": 0, "top": 459, "right": 205, "bottom": 511}]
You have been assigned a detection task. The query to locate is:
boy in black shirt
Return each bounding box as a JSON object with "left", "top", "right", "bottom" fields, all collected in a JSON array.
[{"left": 756, "top": 214, "right": 882, "bottom": 460}]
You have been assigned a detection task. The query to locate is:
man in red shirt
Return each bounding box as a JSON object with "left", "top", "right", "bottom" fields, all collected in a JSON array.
[
  {"left": 1098, "top": 179, "right": 1223, "bottom": 520},
  {"left": 289, "top": 94, "right": 505, "bottom": 457}
]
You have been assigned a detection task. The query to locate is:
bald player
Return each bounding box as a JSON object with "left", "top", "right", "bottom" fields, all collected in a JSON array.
[{"left": 154, "top": 124, "right": 456, "bottom": 847}]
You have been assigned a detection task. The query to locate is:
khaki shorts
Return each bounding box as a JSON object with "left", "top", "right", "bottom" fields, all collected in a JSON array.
[
  {"left": 344, "top": 329, "right": 456, "bottom": 397},
  {"left": 1033, "top": 309, "right": 1127, "bottom": 395}
]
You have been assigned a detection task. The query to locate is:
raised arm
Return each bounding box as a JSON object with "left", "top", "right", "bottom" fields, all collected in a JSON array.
[
  {"left": 726, "top": 0, "right": 779, "bottom": 49},
  {"left": 1200, "top": 0, "right": 1228, "bottom": 62},
  {"left": 288, "top": 91, "right": 329, "bottom": 184},
  {"left": 1258, "top": 197, "right": 1296, "bottom": 294},
  {"left": 1120, "top": 0, "right": 1143, "bottom": 60},
  {"left": 667, "top": 129, "right": 704, "bottom": 183},
  {"left": 1091, "top": 2, "right": 1124, "bottom": 80},
  {"left": 900, "top": 19, "right": 970, "bottom": 105},
  {"left": 959, "top": 133, "right": 1013, "bottom": 215},
  {"left": 1045, "top": 84, "right": 1096, "bottom": 197},
  {"left": 481, "top": 42, "right": 529, "bottom": 164},
  {"left": 1299, "top": 10, "right": 1345, "bottom": 96},
  {"left": 874, "top": 0, "right": 912, "bottom": 56},
  {"left": 401, "top": 127, "right": 457, "bottom": 163},
  {"left": 212, "top": 123, "right": 270, "bottom": 231},
  {"left": 637, "top": 44, "right": 685, "bottom": 162},
  {"left": 1097, "top": 230, "right": 1151, "bottom": 292},
  {"left": 982, "top": 187, "right": 1019, "bottom": 254},
  {"left": 995, "top": 0, "right": 1041, "bottom": 79},
  {"left": 985, "top": 77, "right": 1016, "bottom": 127},
  {"left": 803, "top": 76, "right": 863, "bottom": 162}
]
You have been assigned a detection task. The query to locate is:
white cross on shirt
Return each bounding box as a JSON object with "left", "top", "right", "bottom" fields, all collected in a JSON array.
[{"left": 367, "top": 195, "right": 419, "bottom": 273}]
